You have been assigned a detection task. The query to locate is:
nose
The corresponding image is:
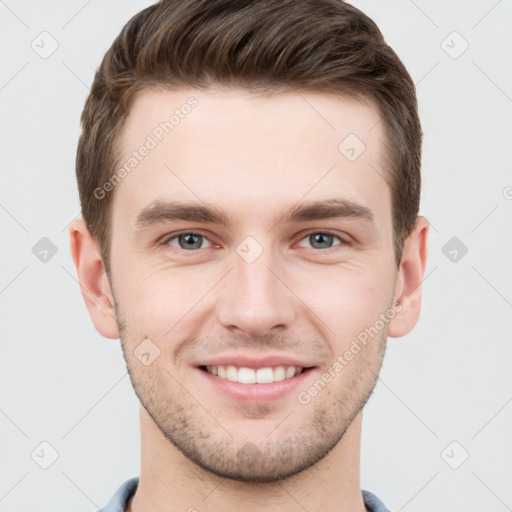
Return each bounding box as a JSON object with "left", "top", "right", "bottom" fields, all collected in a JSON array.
[{"left": 215, "top": 245, "right": 296, "bottom": 338}]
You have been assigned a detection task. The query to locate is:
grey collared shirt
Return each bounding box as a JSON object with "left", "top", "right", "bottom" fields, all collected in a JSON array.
[{"left": 98, "top": 477, "right": 392, "bottom": 512}]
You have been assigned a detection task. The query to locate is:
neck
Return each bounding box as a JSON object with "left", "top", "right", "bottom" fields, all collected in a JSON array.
[{"left": 127, "top": 406, "right": 368, "bottom": 512}]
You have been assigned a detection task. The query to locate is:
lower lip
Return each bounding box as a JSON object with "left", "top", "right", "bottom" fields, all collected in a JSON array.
[{"left": 196, "top": 367, "right": 315, "bottom": 403}]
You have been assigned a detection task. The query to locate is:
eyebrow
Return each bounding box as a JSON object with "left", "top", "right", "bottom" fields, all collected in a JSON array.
[{"left": 135, "top": 198, "right": 374, "bottom": 230}]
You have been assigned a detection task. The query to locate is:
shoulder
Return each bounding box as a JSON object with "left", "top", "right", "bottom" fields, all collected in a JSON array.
[
  {"left": 97, "top": 477, "right": 139, "bottom": 512},
  {"left": 362, "top": 489, "right": 392, "bottom": 512}
]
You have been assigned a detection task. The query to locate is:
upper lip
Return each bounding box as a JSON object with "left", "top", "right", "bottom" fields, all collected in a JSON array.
[{"left": 195, "top": 353, "right": 317, "bottom": 369}]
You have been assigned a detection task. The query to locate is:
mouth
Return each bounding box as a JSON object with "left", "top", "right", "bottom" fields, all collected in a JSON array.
[
  {"left": 195, "top": 361, "right": 317, "bottom": 404},
  {"left": 199, "top": 364, "right": 309, "bottom": 384}
]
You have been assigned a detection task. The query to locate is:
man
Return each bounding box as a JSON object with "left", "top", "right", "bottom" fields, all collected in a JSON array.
[{"left": 69, "top": 1, "right": 428, "bottom": 510}]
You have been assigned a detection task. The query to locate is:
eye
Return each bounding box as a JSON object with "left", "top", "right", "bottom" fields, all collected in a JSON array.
[
  {"left": 163, "top": 232, "right": 213, "bottom": 251},
  {"left": 161, "top": 230, "right": 348, "bottom": 253},
  {"left": 297, "top": 231, "right": 346, "bottom": 251}
]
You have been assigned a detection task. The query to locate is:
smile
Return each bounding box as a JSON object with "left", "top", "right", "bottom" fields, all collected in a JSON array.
[{"left": 202, "top": 365, "right": 303, "bottom": 384}]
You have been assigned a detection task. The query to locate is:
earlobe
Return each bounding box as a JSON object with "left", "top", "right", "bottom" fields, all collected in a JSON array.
[
  {"left": 69, "top": 219, "right": 120, "bottom": 339},
  {"left": 388, "top": 216, "right": 429, "bottom": 338}
]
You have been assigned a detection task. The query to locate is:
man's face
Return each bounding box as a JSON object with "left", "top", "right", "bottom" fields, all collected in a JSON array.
[{"left": 108, "top": 87, "right": 399, "bottom": 481}]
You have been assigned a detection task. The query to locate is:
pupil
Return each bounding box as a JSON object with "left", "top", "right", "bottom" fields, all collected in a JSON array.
[
  {"left": 312, "top": 233, "right": 332, "bottom": 249},
  {"left": 181, "top": 234, "right": 201, "bottom": 249}
]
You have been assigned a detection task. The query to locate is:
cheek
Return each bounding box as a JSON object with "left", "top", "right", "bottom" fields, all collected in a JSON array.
[
  {"left": 112, "top": 242, "right": 396, "bottom": 347},
  {"left": 114, "top": 262, "right": 210, "bottom": 338},
  {"left": 306, "top": 262, "right": 395, "bottom": 346}
]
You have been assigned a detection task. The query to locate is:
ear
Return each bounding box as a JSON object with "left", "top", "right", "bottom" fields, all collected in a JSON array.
[
  {"left": 388, "top": 216, "right": 429, "bottom": 338},
  {"left": 69, "top": 218, "right": 120, "bottom": 339}
]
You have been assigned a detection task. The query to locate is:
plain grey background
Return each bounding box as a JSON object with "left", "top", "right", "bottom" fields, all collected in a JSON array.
[{"left": 1, "top": 0, "right": 511, "bottom": 510}]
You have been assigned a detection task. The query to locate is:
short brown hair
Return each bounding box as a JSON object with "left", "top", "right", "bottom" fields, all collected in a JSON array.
[{"left": 76, "top": 0, "right": 421, "bottom": 274}]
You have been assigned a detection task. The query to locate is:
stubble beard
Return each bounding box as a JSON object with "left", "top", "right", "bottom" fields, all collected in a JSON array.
[{"left": 114, "top": 294, "right": 387, "bottom": 482}]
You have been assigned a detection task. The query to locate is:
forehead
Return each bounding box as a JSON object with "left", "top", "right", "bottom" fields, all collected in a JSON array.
[{"left": 112, "top": 86, "right": 390, "bottom": 230}]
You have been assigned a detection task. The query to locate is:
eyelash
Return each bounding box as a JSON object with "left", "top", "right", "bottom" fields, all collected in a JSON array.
[{"left": 161, "top": 230, "right": 349, "bottom": 253}]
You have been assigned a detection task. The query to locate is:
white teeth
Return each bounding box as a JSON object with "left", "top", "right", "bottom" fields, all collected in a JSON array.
[
  {"left": 238, "top": 367, "right": 256, "bottom": 384},
  {"left": 204, "top": 364, "right": 304, "bottom": 383},
  {"left": 273, "top": 366, "right": 286, "bottom": 381},
  {"left": 285, "top": 366, "right": 296, "bottom": 379},
  {"left": 226, "top": 365, "right": 238, "bottom": 382},
  {"left": 256, "top": 367, "right": 274, "bottom": 384}
]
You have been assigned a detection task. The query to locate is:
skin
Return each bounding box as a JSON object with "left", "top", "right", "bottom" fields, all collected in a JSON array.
[{"left": 70, "top": 86, "right": 428, "bottom": 512}]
